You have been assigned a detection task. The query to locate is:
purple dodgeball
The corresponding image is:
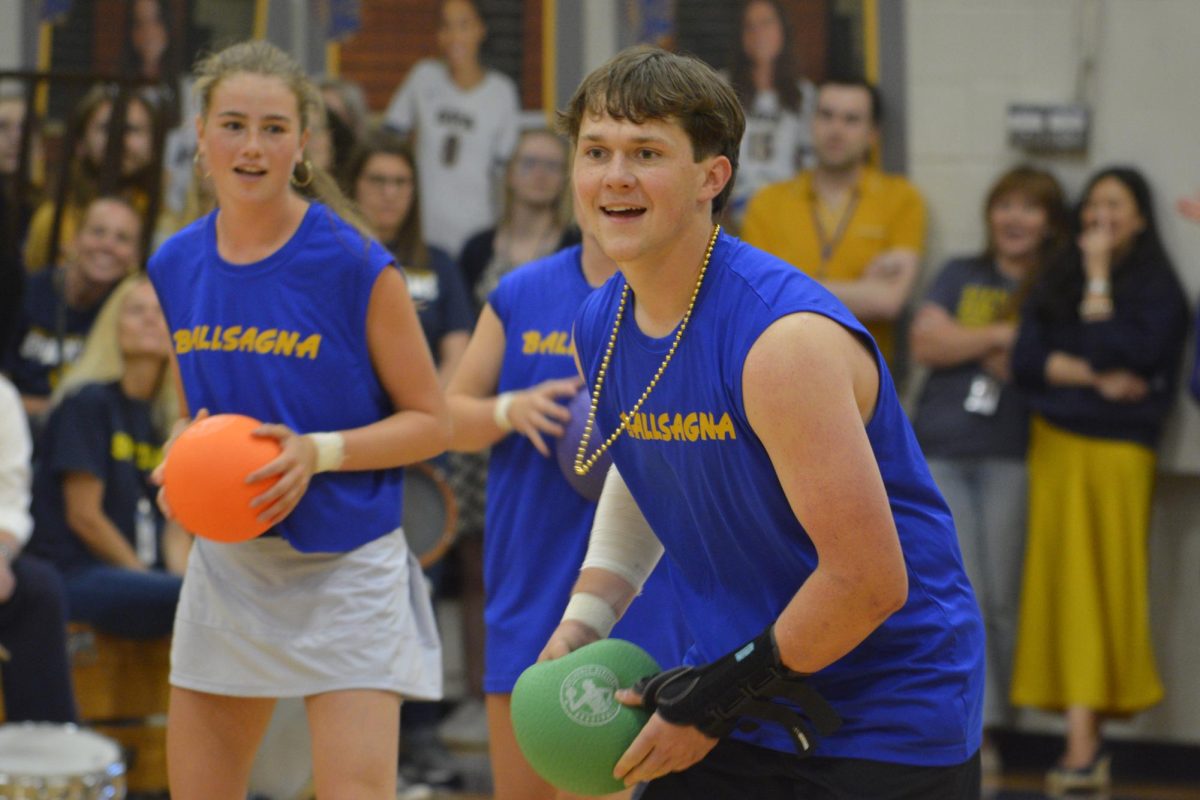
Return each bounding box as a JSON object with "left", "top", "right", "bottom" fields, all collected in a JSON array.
[{"left": 556, "top": 388, "right": 612, "bottom": 502}]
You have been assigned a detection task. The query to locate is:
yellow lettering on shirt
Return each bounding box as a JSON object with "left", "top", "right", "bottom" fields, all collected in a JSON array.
[
  {"left": 110, "top": 432, "right": 134, "bottom": 461},
  {"left": 273, "top": 330, "right": 300, "bottom": 356},
  {"left": 254, "top": 328, "right": 278, "bottom": 354},
  {"left": 621, "top": 411, "right": 738, "bottom": 442},
  {"left": 222, "top": 325, "right": 243, "bottom": 351},
  {"left": 295, "top": 334, "right": 321, "bottom": 359},
  {"left": 956, "top": 285, "right": 1012, "bottom": 327},
  {"left": 111, "top": 432, "right": 162, "bottom": 469},
  {"left": 170, "top": 323, "right": 321, "bottom": 361},
  {"left": 521, "top": 330, "right": 575, "bottom": 357}
]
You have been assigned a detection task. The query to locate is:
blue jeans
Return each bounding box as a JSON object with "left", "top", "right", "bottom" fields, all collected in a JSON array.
[
  {"left": 62, "top": 563, "right": 182, "bottom": 639},
  {"left": 927, "top": 457, "right": 1027, "bottom": 728}
]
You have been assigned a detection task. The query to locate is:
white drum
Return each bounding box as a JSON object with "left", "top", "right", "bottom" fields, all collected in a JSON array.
[{"left": 0, "top": 723, "right": 125, "bottom": 799}]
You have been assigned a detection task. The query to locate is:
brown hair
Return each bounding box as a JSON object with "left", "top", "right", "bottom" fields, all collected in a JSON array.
[
  {"left": 729, "top": 0, "right": 804, "bottom": 113},
  {"left": 499, "top": 129, "right": 572, "bottom": 231},
  {"left": 557, "top": 45, "right": 745, "bottom": 215},
  {"left": 67, "top": 83, "right": 163, "bottom": 209},
  {"left": 343, "top": 130, "right": 430, "bottom": 270},
  {"left": 981, "top": 165, "right": 1069, "bottom": 312},
  {"left": 192, "top": 40, "right": 370, "bottom": 236}
]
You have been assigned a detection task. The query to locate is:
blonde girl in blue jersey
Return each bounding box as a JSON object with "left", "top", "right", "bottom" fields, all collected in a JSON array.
[{"left": 148, "top": 41, "right": 450, "bottom": 800}]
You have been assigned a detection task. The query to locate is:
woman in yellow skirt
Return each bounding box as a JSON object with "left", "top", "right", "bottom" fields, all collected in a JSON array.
[{"left": 1010, "top": 167, "right": 1188, "bottom": 794}]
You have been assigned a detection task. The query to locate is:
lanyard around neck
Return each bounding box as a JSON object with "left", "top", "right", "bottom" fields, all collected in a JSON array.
[{"left": 808, "top": 182, "right": 860, "bottom": 278}]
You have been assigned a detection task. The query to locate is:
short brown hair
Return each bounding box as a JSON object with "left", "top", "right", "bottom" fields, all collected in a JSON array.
[
  {"left": 557, "top": 45, "right": 745, "bottom": 215},
  {"left": 983, "top": 165, "right": 1069, "bottom": 262}
]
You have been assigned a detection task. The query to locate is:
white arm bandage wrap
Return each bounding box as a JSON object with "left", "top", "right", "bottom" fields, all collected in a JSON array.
[
  {"left": 562, "top": 592, "right": 618, "bottom": 638},
  {"left": 493, "top": 391, "right": 516, "bottom": 432},
  {"left": 308, "top": 432, "right": 346, "bottom": 473},
  {"left": 580, "top": 466, "right": 664, "bottom": 592}
]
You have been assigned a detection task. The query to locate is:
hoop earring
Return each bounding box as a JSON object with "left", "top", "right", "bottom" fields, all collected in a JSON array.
[
  {"left": 291, "top": 159, "right": 314, "bottom": 188},
  {"left": 193, "top": 150, "right": 210, "bottom": 179}
]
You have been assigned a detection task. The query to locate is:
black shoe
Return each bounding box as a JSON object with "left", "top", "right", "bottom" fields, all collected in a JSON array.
[{"left": 401, "top": 733, "right": 465, "bottom": 791}]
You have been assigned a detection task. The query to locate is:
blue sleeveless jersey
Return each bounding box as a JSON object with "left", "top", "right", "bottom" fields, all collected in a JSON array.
[
  {"left": 484, "top": 245, "right": 688, "bottom": 692},
  {"left": 148, "top": 203, "right": 403, "bottom": 553},
  {"left": 574, "top": 232, "right": 983, "bottom": 766}
]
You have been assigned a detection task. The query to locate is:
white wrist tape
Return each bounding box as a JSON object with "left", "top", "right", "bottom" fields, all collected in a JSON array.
[
  {"left": 581, "top": 466, "right": 664, "bottom": 592},
  {"left": 562, "top": 592, "right": 618, "bottom": 638},
  {"left": 493, "top": 391, "right": 516, "bottom": 432},
  {"left": 308, "top": 432, "right": 345, "bottom": 473}
]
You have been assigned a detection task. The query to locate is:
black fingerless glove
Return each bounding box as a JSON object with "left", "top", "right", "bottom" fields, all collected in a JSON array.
[{"left": 633, "top": 626, "right": 841, "bottom": 755}]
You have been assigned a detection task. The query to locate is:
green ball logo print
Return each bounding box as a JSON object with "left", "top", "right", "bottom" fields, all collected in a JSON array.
[{"left": 559, "top": 664, "right": 621, "bottom": 727}]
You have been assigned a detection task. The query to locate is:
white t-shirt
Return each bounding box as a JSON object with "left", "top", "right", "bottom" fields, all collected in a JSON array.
[
  {"left": 731, "top": 81, "right": 815, "bottom": 220},
  {"left": 0, "top": 375, "right": 32, "bottom": 547},
  {"left": 384, "top": 59, "right": 520, "bottom": 258}
]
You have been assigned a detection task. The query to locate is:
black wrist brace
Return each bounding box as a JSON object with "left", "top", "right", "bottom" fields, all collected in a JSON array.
[{"left": 633, "top": 626, "right": 842, "bottom": 756}]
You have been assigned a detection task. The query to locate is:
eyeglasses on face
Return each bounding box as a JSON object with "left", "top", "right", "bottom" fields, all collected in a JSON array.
[
  {"left": 362, "top": 173, "right": 413, "bottom": 190},
  {"left": 515, "top": 156, "right": 565, "bottom": 174}
]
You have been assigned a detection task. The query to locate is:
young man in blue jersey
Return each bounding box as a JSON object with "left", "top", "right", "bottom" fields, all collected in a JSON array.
[{"left": 539, "top": 46, "right": 984, "bottom": 799}]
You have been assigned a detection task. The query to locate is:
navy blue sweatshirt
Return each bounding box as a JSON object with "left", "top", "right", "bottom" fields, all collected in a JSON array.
[{"left": 1012, "top": 260, "right": 1189, "bottom": 447}]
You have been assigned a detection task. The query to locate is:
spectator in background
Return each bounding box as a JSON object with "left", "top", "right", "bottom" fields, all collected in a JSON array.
[
  {"left": 347, "top": 129, "right": 475, "bottom": 792},
  {"left": 0, "top": 372, "right": 78, "bottom": 724},
  {"left": 726, "top": 0, "right": 814, "bottom": 227},
  {"left": 7, "top": 196, "right": 142, "bottom": 423},
  {"left": 459, "top": 129, "right": 578, "bottom": 306},
  {"left": 0, "top": 87, "right": 36, "bottom": 357},
  {"left": 909, "top": 165, "right": 1069, "bottom": 774},
  {"left": 127, "top": 0, "right": 173, "bottom": 83},
  {"left": 741, "top": 76, "right": 925, "bottom": 366},
  {"left": 347, "top": 132, "right": 472, "bottom": 387},
  {"left": 1010, "top": 167, "right": 1188, "bottom": 795},
  {"left": 24, "top": 85, "right": 162, "bottom": 272},
  {"left": 383, "top": 0, "right": 520, "bottom": 259},
  {"left": 26, "top": 274, "right": 188, "bottom": 640}
]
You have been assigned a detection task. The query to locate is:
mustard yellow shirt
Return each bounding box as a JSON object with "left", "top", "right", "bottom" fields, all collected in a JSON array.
[
  {"left": 23, "top": 201, "right": 82, "bottom": 273},
  {"left": 741, "top": 167, "right": 926, "bottom": 362}
]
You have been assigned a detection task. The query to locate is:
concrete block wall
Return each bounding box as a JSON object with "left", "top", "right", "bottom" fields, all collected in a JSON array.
[{"left": 905, "top": 0, "right": 1200, "bottom": 744}]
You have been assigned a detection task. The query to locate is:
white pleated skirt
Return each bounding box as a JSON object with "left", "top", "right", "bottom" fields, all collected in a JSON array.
[{"left": 169, "top": 529, "right": 442, "bottom": 700}]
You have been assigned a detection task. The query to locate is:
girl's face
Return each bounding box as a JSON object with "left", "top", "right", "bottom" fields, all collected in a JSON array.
[
  {"left": 81, "top": 98, "right": 155, "bottom": 176},
  {"left": 988, "top": 190, "right": 1050, "bottom": 265},
  {"left": 197, "top": 72, "right": 308, "bottom": 207},
  {"left": 509, "top": 133, "right": 567, "bottom": 209},
  {"left": 118, "top": 280, "right": 171, "bottom": 361},
  {"left": 742, "top": 1, "right": 785, "bottom": 67},
  {"left": 1081, "top": 176, "right": 1146, "bottom": 254},
  {"left": 355, "top": 153, "right": 415, "bottom": 239},
  {"left": 438, "top": 0, "right": 486, "bottom": 71}
]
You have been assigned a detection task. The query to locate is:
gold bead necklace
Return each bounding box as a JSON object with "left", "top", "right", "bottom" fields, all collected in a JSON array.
[{"left": 574, "top": 224, "right": 721, "bottom": 476}]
